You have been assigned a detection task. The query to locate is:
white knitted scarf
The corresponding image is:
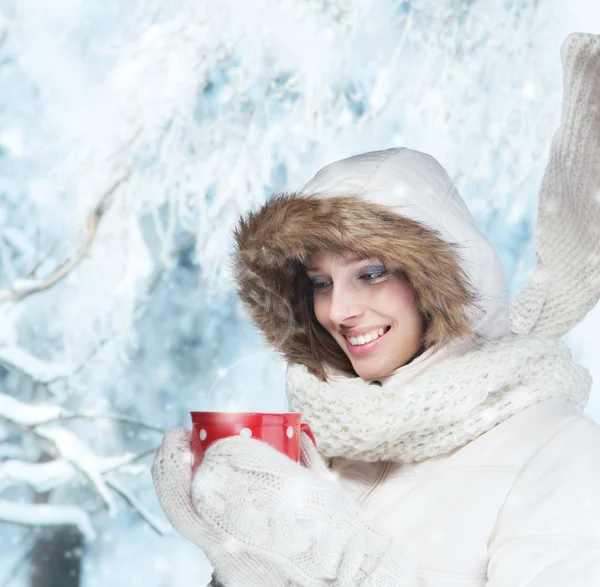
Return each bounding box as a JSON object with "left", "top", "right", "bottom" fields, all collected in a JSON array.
[{"left": 285, "top": 334, "right": 591, "bottom": 463}]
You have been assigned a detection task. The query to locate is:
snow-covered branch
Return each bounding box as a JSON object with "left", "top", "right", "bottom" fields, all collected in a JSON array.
[
  {"left": 0, "top": 448, "right": 157, "bottom": 494},
  {"left": 106, "top": 477, "right": 171, "bottom": 536},
  {"left": 0, "top": 12, "right": 7, "bottom": 51},
  {"left": 0, "top": 346, "right": 71, "bottom": 384},
  {"left": 0, "top": 391, "right": 165, "bottom": 433},
  {"left": 0, "top": 168, "right": 132, "bottom": 305},
  {"left": 0, "top": 458, "right": 75, "bottom": 493},
  {"left": 0, "top": 392, "right": 62, "bottom": 426},
  {"left": 33, "top": 425, "right": 128, "bottom": 516},
  {"left": 47, "top": 412, "right": 167, "bottom": 434},
  {"left": 0, "top": 448, "right": 163, "bottom": 535},
  {"left": 0, "top": 391, "right": 163, "bottom": 524},
  {"left": 0, "top": 500, "right": 96, "bottom": 541}
]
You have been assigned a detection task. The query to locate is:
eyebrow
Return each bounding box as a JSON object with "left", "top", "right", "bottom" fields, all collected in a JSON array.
[{"left": 306, "top": 256, "right": 379, "bottom": 272}]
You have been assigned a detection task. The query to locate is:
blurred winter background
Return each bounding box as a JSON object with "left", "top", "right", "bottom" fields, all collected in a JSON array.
[{"left": 0, "top": 0, "right": 599, "bottom": 585}]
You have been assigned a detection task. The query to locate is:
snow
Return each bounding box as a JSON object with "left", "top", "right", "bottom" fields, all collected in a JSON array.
[
  {"left": 0, "top": 0, "right": 599, "bottom": 585},
  {"left": 35, "top": 426, "right": 120, "bottom": 516},
  {"left": 0, "top": 392, "right": 62, "bottom": 425},
  {"left": 0, "top": 459, "right": 75, "bottom": 493},
  {"left": 0, "top": 500, "right": 96, "bottom": 541},
  {"left": 0, "top": 346, "right": 71, "bottom": 383}
]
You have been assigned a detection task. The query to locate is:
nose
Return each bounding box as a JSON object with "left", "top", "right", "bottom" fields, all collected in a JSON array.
[{"left": 327, "top": 282, "right": 364, "bottom": 325}]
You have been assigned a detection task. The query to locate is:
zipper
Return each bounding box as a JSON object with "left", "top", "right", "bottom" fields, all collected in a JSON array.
[{"left": 357, "top": 461, "right": 391, "bottom": 506}]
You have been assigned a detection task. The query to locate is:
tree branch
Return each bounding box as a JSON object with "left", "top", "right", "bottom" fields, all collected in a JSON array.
[
  {"left": 0, "top": 531, "right": 37, "bottom": 587},
  {"left": 1, "top": 397, "right": 161, "bottom": 516},
  {"left": 0, "top": 168, "right": 132, "bottom": 305},
  {"left": 0, "top": 392, "right": 165, "bottom": 434},
  {"left": 0, "top": 20, "right": 7, "bottom": 53},
  {"left": 67, "top": 230, "right": 197, "bottom": 380},
  {"left": 0, "top": 446, "right": 160, "bottom": 494},
  {"left": 0, "top": 500, "right": 96, "bottom": 541},
  {"left": 41, "top": 412, "right": 167, "bottom": 434},
  {"left": 101, "top": 446, "right": 159, "bottom": 474},
  {"left": 26, "top": 239, "right": 61, "bottom": 278},
  {"left": 105, "top": 477, "right": 170, "bottom": 536}
]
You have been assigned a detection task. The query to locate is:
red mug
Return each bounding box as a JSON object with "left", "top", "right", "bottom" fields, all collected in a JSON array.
[{"left": 190, "top": 411, "right": 316, "bottom": 475}]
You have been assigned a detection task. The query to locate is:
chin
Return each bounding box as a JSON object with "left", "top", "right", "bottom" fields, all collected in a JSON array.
[
  {"left": 352, "top": 362, "right": 394, "bottom": 381},
  {"left": 350, "top": 354, "right": 413, "bottom": 380}
]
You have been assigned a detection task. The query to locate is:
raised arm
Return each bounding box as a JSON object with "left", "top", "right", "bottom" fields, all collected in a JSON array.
[{"left": 510, "top": 33, "right": 600, "bottom": 337}]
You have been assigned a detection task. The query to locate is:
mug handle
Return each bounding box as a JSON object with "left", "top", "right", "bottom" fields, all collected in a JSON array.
[{"left": 300, "top": 422, "right": 317, "bottom": 447}]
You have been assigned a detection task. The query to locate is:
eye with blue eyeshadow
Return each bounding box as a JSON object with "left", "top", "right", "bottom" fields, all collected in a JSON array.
[{"left": 309, "top": 263, "right": 390, "bottom": 294}]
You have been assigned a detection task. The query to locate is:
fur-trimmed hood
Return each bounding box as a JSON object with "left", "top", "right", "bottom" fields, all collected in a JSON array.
[{"left": 232, "top": 148, "right": 510, "bottom": 378}]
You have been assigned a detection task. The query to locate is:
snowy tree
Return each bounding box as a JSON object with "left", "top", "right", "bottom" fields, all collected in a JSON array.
[{"left": 0, "top": 0, "right": 598, "bottom": 585}]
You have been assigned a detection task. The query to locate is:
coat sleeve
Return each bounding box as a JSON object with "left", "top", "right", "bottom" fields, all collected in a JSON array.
[
  {"left": 510, "top": 32, "right": 600, "bottom": 337},
  {"left": 486, "top": 414, "right": 600, "bottom": 586}
]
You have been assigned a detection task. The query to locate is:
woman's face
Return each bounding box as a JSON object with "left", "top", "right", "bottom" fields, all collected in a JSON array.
[{"left": 306, "top": 250, "right": 425, "bottom": 380}]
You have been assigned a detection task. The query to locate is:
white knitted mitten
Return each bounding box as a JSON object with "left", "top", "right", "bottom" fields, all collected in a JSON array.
[
  {"left": 510, "top": 32, "right": 600, "bottom": 337},
  {"left": 152, "top": 428, "right": 418, "bottom": 587}
]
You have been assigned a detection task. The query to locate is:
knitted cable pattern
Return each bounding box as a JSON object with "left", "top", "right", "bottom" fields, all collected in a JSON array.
[{"left": 286, "top": 335, "right": 591, "bottom": 463}]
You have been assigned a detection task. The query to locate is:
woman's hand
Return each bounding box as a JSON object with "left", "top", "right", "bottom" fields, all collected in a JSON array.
[
  {"left": 152, "top": 428, "right": 288, "bottom": 585},
  {"left": 152, "top": 428, "right": 416, "bottom": 587}
]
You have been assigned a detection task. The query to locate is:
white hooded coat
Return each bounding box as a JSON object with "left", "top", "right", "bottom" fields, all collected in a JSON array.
[{"left": 288, "top": 34, "right": 600, "bottom": 586}]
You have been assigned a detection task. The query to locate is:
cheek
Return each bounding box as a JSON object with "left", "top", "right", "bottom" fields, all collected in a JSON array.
[{"left": 382, "top": 282, "right": 422, "bottom": 326}]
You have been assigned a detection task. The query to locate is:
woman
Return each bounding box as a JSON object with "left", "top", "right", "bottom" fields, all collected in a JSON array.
[{"left": 152, "top": 33, "right": 600, "bottom": 586}]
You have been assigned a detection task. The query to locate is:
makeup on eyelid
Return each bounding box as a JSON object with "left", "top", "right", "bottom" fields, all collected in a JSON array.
[
  {"left": 311, "top": 275, "right": 388, "bottom": 294},
  {"left": 308, "top": 263, "right": 388, "bottom": 286}
]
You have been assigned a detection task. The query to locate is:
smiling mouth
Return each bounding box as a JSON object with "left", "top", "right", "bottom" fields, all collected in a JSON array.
[{"left": 344, "top": 325, "right": 392, "bottom": 348}]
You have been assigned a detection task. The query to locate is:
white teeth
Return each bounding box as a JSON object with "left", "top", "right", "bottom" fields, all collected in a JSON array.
[{"left": 347, "top": 327, "right": 388, "bottom": 346}]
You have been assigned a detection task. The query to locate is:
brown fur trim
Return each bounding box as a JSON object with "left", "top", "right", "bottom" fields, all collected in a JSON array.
[{"left": 231, "top": 192, "right": 479, "bottom": 380}]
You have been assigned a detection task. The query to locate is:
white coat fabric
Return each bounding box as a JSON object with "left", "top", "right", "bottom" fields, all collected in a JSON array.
[{"left": 330, "top": 398, "right": 600, "bottom": 586}]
